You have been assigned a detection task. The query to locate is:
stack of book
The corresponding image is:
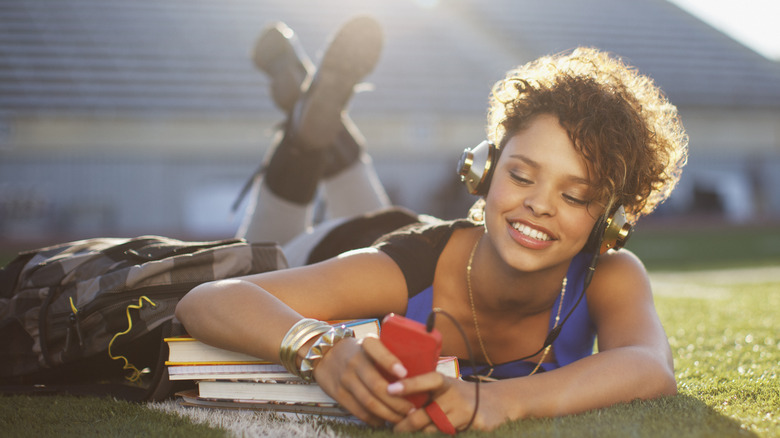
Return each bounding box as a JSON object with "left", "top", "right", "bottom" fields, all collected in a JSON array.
[{"left": 166, "top": 319, "right": 460, "bottom": 415}]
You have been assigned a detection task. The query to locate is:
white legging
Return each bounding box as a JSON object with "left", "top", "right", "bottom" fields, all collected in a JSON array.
[{"left": 236, "top": 152, "right": 390, "bottom": 266}]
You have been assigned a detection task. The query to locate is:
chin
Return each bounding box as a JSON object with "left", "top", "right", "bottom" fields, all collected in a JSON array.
[{"left": 495, "top": 244, "right": 570, "bottom": 275}]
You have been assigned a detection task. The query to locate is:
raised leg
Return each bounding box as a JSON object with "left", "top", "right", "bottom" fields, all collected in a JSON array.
[{"left": 236, "top": 16, "right": 385, "bottom": 245}]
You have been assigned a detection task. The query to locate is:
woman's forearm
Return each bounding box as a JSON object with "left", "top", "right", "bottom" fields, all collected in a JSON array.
[
  {"left": 175, "top": 279, "right": 305, "bottom": 362},
  {"left": 495, "top": 346, "right": 676, "bottom": 420}
]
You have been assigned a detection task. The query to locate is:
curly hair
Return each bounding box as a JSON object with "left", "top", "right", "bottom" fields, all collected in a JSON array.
[{"left": 486, "top": 47, "right": 688, "bottom": 223}]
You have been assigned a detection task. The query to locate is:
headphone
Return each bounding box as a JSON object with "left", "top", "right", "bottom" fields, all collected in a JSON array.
[{"left": 457, "top": 140, "right": 633, "bottom": 254}]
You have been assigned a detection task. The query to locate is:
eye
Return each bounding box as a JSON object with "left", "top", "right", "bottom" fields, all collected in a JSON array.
[
  {"left": 563, "top": 193, "right": 589, "bottom": 206},
  {"left": 509, "top": 172, "right": 532, "bottom": 185}
]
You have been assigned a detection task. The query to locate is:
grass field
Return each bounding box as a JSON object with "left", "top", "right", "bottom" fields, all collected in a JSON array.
[{"left": 1, "top": 223, "right": 779, "bottom": 437}]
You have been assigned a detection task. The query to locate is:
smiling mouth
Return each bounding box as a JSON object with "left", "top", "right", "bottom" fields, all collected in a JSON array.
[{"left": 511, "top": 222, "right": 553, "bottom": 241}]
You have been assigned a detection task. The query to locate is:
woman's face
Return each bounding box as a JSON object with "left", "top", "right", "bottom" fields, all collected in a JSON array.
[{"left": 483, "top": 113, "right": 603, "bottom": 273}]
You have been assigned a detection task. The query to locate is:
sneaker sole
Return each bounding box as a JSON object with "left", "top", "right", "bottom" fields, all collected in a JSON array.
[
  {"left": 253, "top": 22, "right": 313, "bottom": 111},
  {"left": 293, "top": 15, "right": 383, "bottom": 148}
]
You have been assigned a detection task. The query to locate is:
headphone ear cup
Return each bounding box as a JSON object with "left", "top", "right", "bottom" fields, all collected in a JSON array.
[
  {"left": 585, "top": 205, "right": 634, "bottom": 254},
  {"left": 457, "top": 140, "right": 498, "bottom": 196}
]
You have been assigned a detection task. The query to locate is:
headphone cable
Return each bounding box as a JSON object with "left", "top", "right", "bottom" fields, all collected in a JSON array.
[
  {"left": 420, "top": 250, "right": 601, "bottom": 431},
  {"left": 474, "top": 251, "right": 601, "bottom": 368}
]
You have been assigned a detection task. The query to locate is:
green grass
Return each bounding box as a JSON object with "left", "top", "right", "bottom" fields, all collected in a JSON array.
[
  {"left": 659, "top": 281, "right": 779, "bottom": 438},
  {"left": 0, "top": 394, "right": 227, "bottom": 438}
]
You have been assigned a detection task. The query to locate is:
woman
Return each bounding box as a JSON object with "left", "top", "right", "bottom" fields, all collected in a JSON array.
[{"left": 176, "top": 44, "right": 688, "bottom": 432}]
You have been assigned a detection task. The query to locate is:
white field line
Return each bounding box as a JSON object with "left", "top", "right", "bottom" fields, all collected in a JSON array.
[{"left": 149, "top": 399, "right": 362, "bottom": 438}]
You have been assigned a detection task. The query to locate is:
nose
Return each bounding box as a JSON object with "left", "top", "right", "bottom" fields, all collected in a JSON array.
[{"left": 523, "top": 187, "right": 555, "bottom": 217}]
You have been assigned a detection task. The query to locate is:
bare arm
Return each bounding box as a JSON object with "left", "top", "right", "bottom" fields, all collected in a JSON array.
[
  {"left": 175, "top": 247, "right": 420, "bottom": 425},
  {"left": 499, "top": 249, "right": 676, "bottom": 418},
  {"left": 174, "top": 247, "right": 409, "bottom": 363},
  {"left": 394, "top": 249, "right": 677, "bottom": 431}
]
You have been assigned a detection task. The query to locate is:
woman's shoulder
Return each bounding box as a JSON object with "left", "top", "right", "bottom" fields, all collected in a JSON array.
[
  {"left": 586, "top": 248, "right": 653, "bottom": 314},
  {"left": 373, "top": 216, "right": 479, "bottom": 248},
  {"left": 371, "top": 217, "right": 479, "bottom": 297},
  {"left": 594, "top": 248, "right": 648, "bottom": 280}
]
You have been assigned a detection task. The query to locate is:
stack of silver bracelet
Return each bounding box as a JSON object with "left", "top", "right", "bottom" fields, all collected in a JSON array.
[{"left": 279, "top": 318, "right": 355, "bottom": 381}]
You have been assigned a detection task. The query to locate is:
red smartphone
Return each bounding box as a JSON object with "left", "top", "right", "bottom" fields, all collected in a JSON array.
[{"left": 379, "top": 313, "right": 442, "bottom": 407}]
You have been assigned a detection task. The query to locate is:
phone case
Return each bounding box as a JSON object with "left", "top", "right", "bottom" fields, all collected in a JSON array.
[{"left": 380, "top": 313, "right": 442, "bottom": 407}]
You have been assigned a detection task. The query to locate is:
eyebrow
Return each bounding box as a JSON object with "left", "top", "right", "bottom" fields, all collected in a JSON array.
[{"left": 507, "top": 154, "right": 593, "bottom": 186}]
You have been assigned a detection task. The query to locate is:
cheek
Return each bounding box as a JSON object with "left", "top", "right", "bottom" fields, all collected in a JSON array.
[
  {"left": 563, "top": 213, "right": 598, "bottom": 243},
  {"left": 482, "top": 185, "right": 514, "bottom": 225},
  {"left": 586, "top": 201, "right": 606, "bottom": 220},
  {"left": 484, "top": 177, "right": 519, "bottom": 209},
  {"left": 481, "top": 192, "right": 510, "bottom": 234}
]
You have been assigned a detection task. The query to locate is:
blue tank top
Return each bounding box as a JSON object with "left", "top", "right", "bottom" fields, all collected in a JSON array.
[{"left": 404, "top": 251, "right": 596, "bottom": 379}]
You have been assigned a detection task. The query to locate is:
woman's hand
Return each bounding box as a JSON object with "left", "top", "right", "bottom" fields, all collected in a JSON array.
[
  {"left": 313, "top": 335, "right": 416, "bottom": 426},
  {"left": 390, "top": 373, "right": 509, "bottom": 433}
]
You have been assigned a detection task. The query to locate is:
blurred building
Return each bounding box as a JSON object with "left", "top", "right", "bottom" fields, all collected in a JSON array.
[{"left": 2, "top": 0, "right": 780, "bottom": 243}]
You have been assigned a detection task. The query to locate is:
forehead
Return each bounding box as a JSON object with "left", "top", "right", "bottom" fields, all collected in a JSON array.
[{"left": 500, "top": 115, "right": 591, "bottom": 182}]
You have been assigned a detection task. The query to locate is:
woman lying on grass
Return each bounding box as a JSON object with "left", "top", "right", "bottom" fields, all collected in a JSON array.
[{"left": 176, "top": 19, "right": 688, "bottom": 433}]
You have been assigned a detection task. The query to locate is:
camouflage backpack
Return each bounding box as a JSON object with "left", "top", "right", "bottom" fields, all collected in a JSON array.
[{"left": 0, "top": 235, "right": 286, "bottom": 401}]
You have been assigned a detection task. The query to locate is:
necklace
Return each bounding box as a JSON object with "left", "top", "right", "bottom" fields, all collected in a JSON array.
[{"left": 465, "top": 233, "right": 567, "bottom": 378}]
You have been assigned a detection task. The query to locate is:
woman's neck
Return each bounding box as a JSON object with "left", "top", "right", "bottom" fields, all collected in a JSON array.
[{"left": 469, "top": 229, "right": 570, "bottom": 316}]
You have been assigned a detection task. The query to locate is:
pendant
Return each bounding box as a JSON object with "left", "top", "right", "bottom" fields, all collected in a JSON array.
[{"left": 465, "top": 366, "right": 498, "bottom": 382}]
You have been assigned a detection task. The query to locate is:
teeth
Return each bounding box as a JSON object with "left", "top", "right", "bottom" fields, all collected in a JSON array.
[{"left": 512, "top": 222, "right": 551, "bottom": 241}]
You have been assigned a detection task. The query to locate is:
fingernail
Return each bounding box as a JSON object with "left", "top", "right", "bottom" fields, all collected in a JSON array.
[
  {"left": 392, "top": 363, "right": 408, "bottom": 378},
  {"left": 387, "top": 381, "right": 404, "bottom": 395}
]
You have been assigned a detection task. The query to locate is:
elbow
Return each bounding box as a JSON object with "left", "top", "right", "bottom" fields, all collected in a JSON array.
[
  {"left": 645, "top": 358, "right": 677, "bottom": 399},
  {"left": 657, "top": 349, "right": 678, "bottom": 397},
  {"left": 643, "top": 345, "right": 678, "bottom": 398},
  {"left": 658, "top": 367, "right": 678, "bottom": 397},
  {"left": 174, "top": 281, "right": 214, "bottom": 331},
  {"left": 175, "top": 278, "right": 250, "bottom": 338},
  {"left": 173, "top": 294, "right": 189, "bottom": 327},
  {"left": 630, "top": 349, "right": 678, "bottom": 400}
]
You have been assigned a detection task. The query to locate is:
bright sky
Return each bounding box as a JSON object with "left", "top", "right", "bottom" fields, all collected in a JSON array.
[{"left": 668, "top": 0, "right": 780, "bottom": 60}]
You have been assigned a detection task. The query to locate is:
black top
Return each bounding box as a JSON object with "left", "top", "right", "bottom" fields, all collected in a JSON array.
[{"left": 373, "top": 218, "right": 478, "bottom": 297}]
